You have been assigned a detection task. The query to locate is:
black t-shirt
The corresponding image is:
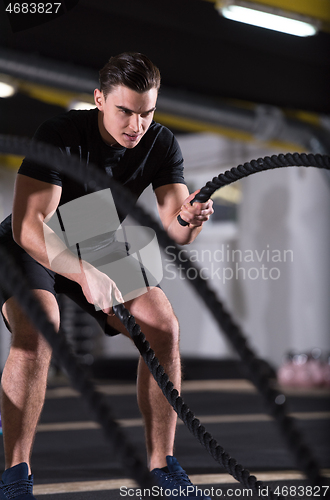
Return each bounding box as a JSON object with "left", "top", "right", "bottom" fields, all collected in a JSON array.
[
  {"left": 0, "top": 108, "right": 185, "bottom": 237},
  {"left": 20, "top": 108, "right": 185, "bottom": 215}
]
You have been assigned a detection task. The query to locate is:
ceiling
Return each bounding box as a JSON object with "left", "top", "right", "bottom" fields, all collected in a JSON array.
[{"left": 0, "top": 0, "right": 329, "bottom": 141}]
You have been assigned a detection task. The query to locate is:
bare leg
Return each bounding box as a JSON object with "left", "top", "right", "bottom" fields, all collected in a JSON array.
[
  {"left": 1, "top": 290, "right": 60, "bottom": 474},
  {"left": 108, "top": 287, "right": 181, "bottom": 470}
]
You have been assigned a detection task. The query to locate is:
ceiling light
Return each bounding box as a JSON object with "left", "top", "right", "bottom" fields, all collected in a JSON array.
[
  {"left": 216, "top": 0, "right": 320, "bottom": 37},
  {"left": 0, "top": 74, "right": 16, "bottom": 97}
]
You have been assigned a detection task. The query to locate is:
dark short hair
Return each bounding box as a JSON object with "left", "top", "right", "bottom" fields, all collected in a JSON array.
[{"left": 99, "top": 52, "right": 161, "bottom": 98}]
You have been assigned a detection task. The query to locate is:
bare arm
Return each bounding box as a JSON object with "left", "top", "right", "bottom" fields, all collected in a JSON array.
[
  {"left": 155, "top": 183, "right": 213, "bottom": 246},
  {"left": 12, "top": 174, "right": 63, "bottom": 268},
  {"left": 12, "top": 174, "right": 123, "bottom": 312}
]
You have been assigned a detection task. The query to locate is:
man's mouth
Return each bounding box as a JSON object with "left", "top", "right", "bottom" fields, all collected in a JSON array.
[{"left": 124, "top": 133, "right": 140, "bottom": 141}]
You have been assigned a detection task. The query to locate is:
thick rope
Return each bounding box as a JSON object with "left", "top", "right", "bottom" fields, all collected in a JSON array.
[
  {"left": 190, "top": 152, "right": 330, "bottom": 203},
  {"left": 113, "top": 303, "right": 279, "bottom": 498},
  {"left": 177, "top": 153, "right": 330, "bottom": 225},
  {"left": 0, "top": 246, "right": 155, "bottom": 491},
  {"left": 0, "top": 135, "right": 328, "bottom": 490},
  {"left": 0, "top": 249, "right": 278, "bottom": 499},
  {"left": 0, "top": 248, "right": 278, "bottom": 498}
]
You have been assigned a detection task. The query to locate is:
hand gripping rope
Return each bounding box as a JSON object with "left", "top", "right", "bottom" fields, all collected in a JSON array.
[{"left": 0, "top": 135, "right": 329, "bottom": 497}]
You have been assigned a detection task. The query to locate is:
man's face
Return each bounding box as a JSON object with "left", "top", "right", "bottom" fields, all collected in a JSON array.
[{"left": 94, "top": 85, "right": 158, "bottom": 149}]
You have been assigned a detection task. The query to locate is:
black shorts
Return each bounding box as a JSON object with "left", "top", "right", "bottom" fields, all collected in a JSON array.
[{"left": 0, "top": 235, "right": 121, "bottom": 336}]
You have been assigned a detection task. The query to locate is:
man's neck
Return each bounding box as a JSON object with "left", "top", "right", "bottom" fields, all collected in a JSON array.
[{"left": 97, "top": 111, "right": 119, "bottom": 147}]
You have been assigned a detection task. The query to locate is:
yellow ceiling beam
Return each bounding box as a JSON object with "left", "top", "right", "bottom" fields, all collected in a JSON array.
[
  {"left": 154, "top": 111, "right": 303, "bottom": 151},
  {"left": 1, "top": 79, "right": 321, "bottom": 171},
  {"left": 16, "top": 79, "right": 327, "bottom": 133},
  {"left": 0, "top": 154, "right": 24, "bottom": 170},
  {"left": 18, "top": 80, "right": 94, "bottom": 108}
]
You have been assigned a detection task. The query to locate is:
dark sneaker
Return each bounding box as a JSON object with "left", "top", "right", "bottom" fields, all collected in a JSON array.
[
  {"left": 0, "top": 463, "right": 36, "bottom": 500},
  {"left": 151, "top": 456, "right": 212, "bottom": 499}
]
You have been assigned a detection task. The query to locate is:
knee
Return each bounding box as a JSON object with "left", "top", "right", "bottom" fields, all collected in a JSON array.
[
  {"left": 3, "top": 293, "right": 60, "bottom": 357},
  {"left": 9, "top": 309, "right": 59, "bottom": 361},
  {"left": 128, "top": 288, "right": 180, "bottom": 355},
  {"left": 165, "top": 313, "right": 180, "bottom": 345},
  {"left": 151, "top": 312, "right": 180, "bottom": 356},
  {"left": 12, "top": 322, "right": 54, "bottom": 357}
]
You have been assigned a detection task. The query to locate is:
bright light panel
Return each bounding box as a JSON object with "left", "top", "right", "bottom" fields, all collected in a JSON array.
[
  {"left": 0, "top": 81, "right": 16, "bottom": 98},
  {"left": 69, "top": 100, "right": 96, "bottom": 110},
  {"left": 221, "top": 5, "right": 318, "bottom": 37}
]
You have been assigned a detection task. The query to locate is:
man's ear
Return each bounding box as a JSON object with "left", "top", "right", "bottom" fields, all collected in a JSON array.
[{"left": 94, "top": 89, "right": 104, "bottom": 110}]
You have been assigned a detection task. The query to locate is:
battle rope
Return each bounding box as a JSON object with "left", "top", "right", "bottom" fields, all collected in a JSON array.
[
  {"left": 113, "top": 303, "right": 277, "bottom": 498},
  {"left": 0, "top": 245, "right": 155, "bottom": 491},
  {"left": 0, "top": 245, "right": 276, "bottom": 499},
  {"left": 176, "top": 152, "right": 330, "bottom": 225},
  {"left": 0, "top": 135, "right": 329, "bottom": 489}
]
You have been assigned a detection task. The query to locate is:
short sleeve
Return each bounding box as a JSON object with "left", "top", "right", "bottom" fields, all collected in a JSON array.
[
  {"left": 151, "top": 133, "right": 185, "bottom": 191},
  {"left": 18, "top": 119, "right": 66, "bottom": 186}
]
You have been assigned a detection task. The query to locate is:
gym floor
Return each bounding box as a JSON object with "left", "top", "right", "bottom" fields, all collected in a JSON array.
[{"left": 1, "top": 359, "right": 329, "bottom": 500}]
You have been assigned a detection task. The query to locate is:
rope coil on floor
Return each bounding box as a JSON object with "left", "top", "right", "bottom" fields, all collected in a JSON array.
[{"left": 0, "top": 135, "right": 329, "bottom": 494}]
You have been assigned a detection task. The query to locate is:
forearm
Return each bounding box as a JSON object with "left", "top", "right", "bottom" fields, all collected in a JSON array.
[
  {"left": 13, "top": 219, "right": 123, "bottom": 310},
  {"left": 13, "top": 219, "right": 83, "bottom": 284}
]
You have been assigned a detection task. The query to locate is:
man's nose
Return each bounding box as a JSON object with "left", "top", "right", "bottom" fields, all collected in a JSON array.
[{"left": 129, "top": 114, "right": 141, "bottom": 132}]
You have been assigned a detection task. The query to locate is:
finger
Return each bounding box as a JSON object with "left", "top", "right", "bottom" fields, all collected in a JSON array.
[
  {"left": 182, "top": 209, "right": 211, "bottom": 226},
  {"left": 181, "top": 204, "right": 205, "bottom": 219},
  {"left": 114, "top": 287, "right": 124, "bottom": 304},
  {"left": 184, "top": 199, "right": 210, "bottom": 211},
  {"left": 194, "top": 202, "right": 214, "bottom": 216}
]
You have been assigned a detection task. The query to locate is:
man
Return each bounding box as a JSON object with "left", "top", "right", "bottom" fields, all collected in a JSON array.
[{"left": 0, "top": 52, "right": 213, "bottom": 500}]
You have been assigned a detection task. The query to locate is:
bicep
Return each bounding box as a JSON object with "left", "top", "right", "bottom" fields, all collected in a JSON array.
[
  {"left": 155, "top": 183, "right": 189, "bottom": 230},
  {"left": 12, "top": 174, "right": 62, "bottom": 241}
]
